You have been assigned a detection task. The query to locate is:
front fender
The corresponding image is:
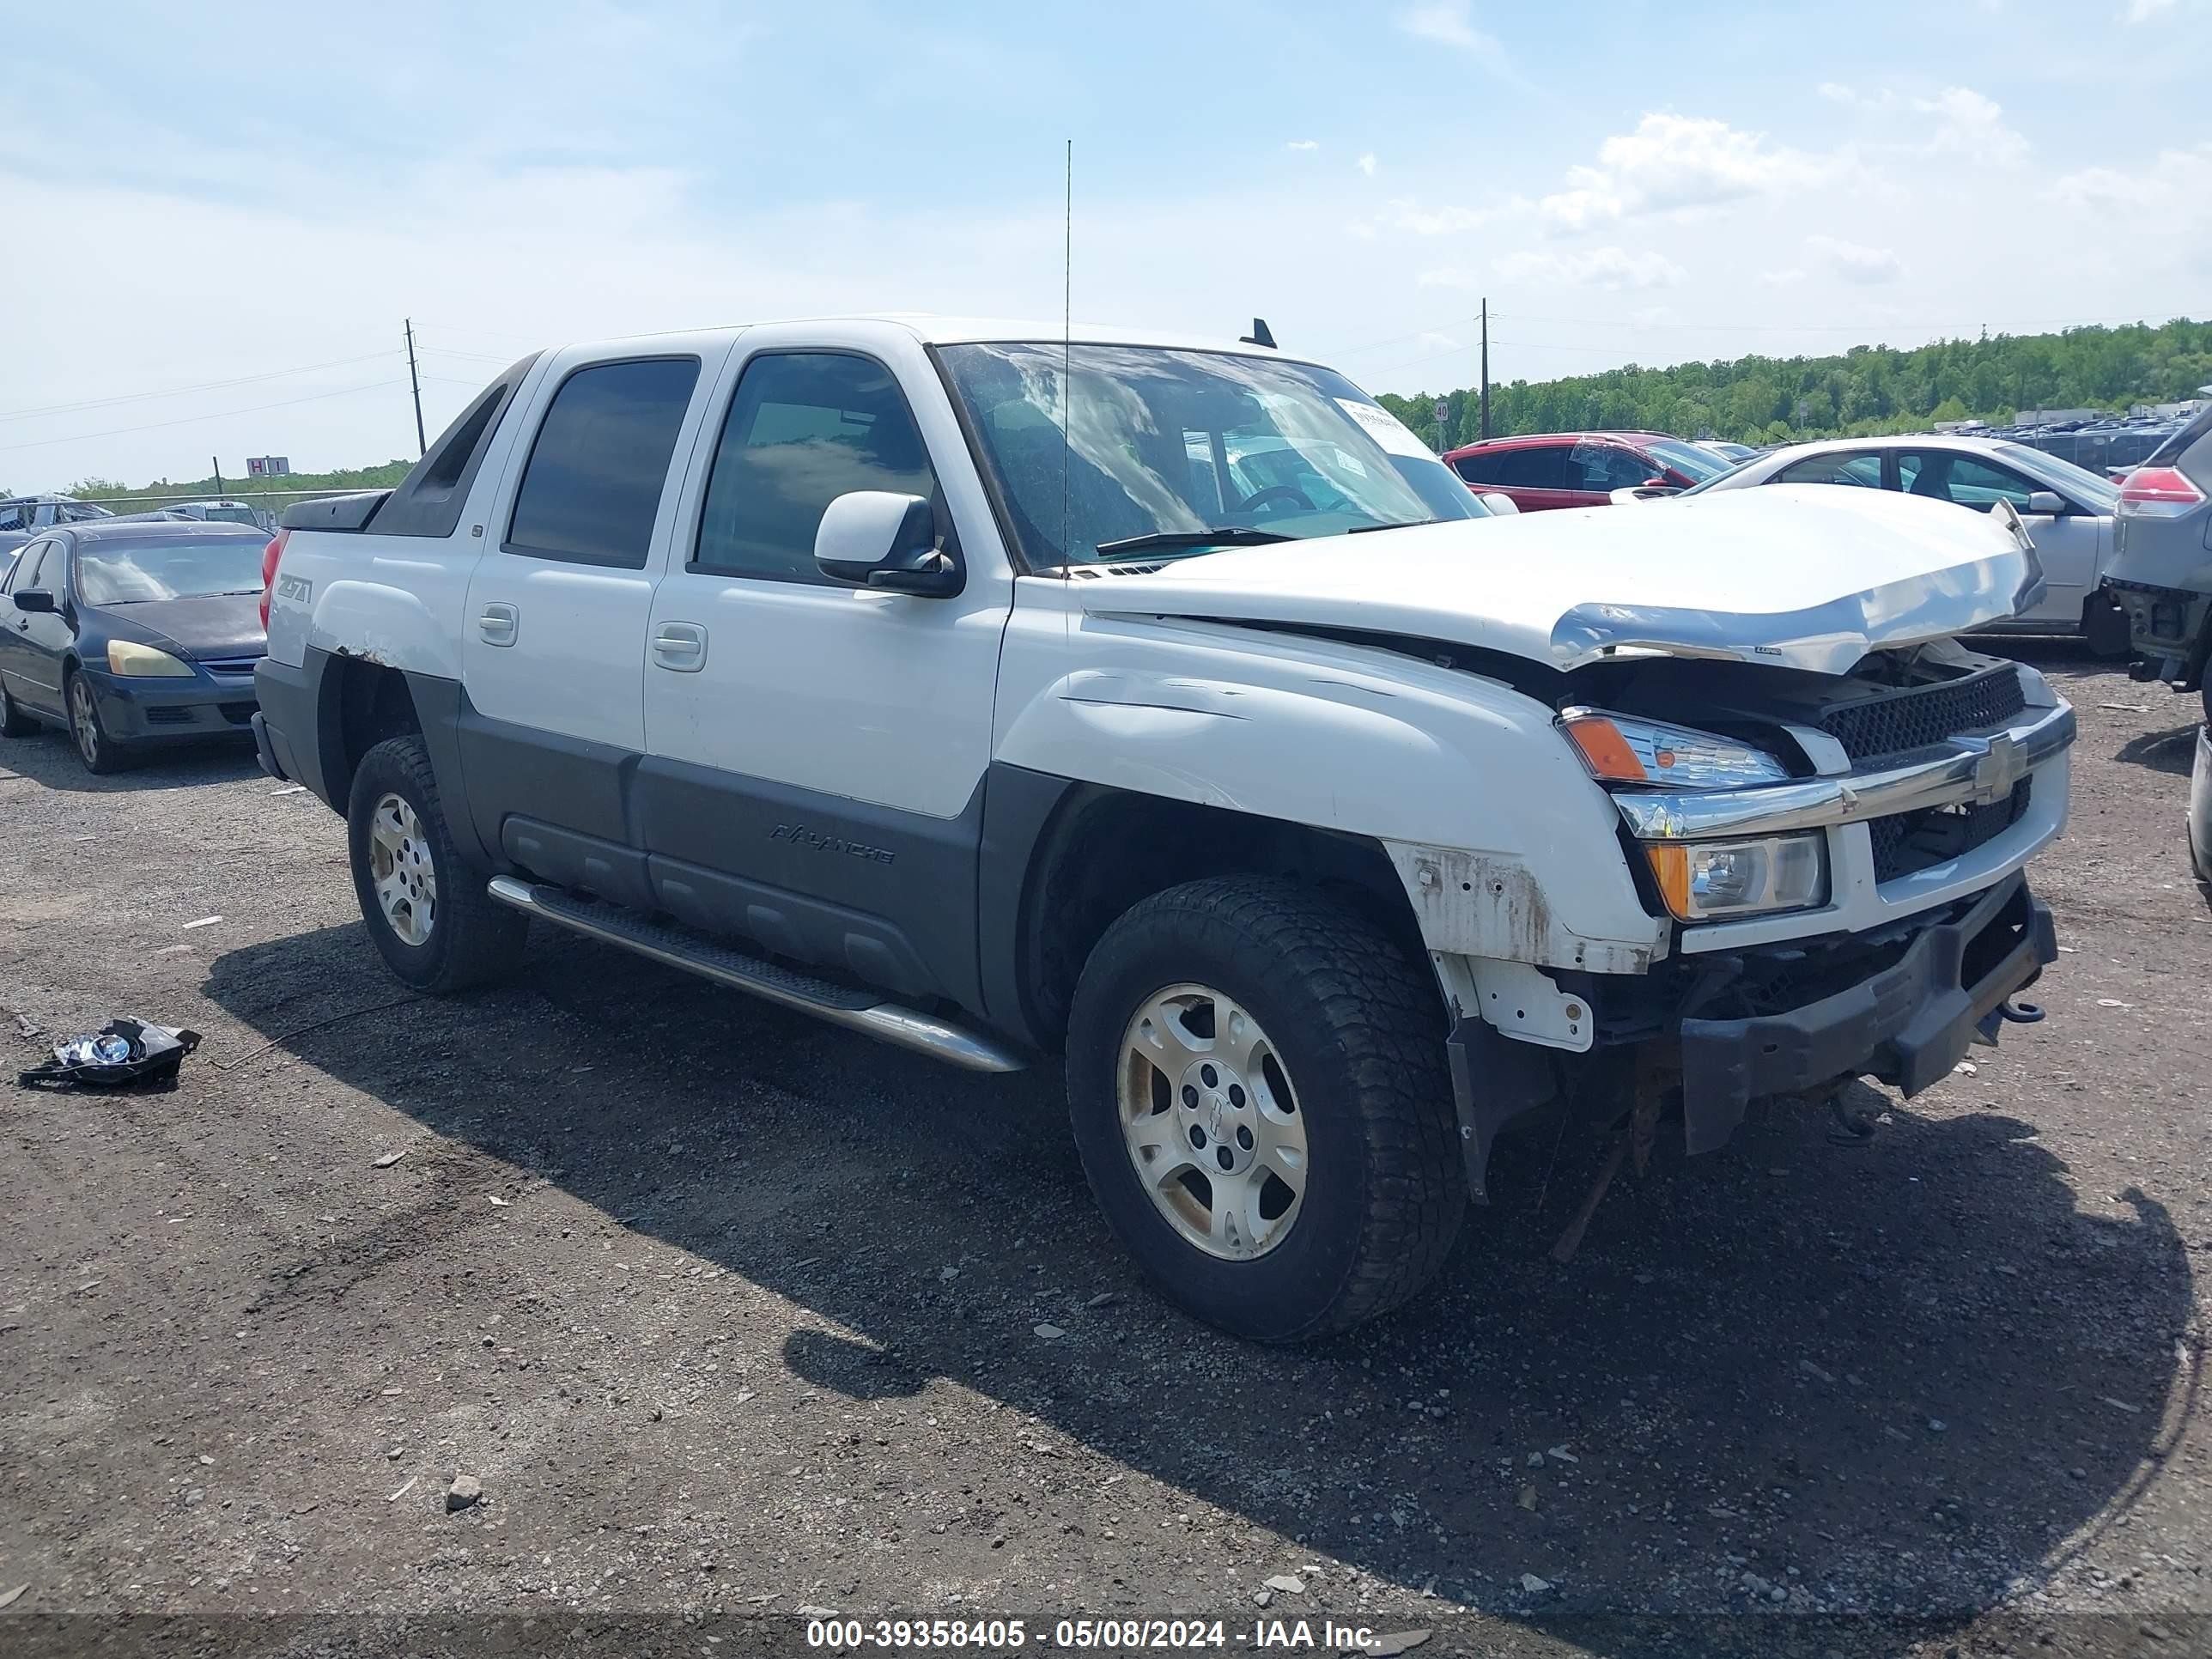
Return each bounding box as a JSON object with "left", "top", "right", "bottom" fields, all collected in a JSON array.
[{"left": 993, "top": 623, "right": 1667, "bottom": 973}]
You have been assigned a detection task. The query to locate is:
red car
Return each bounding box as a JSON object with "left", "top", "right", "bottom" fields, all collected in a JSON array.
[{"left": 1442, "top": 431, "right": 1733, "bottom": 512}]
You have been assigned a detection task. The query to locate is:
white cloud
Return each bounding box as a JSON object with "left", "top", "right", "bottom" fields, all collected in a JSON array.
[
  {"left": 1396, "top": 1, "right": 1503, "bottom": 56},
  {"left": 1493, "top": 246, "right": 1687, "bottom": 289},
  {"left": 1817, "top": 82, "right": 1858, "bottom": 104},
  {"left": 2124, "top": 0, "right": 2177, "bottom": 20},
  {"left": 1916, "top": 87, "right": 2027, "bottom": 164},
  {"left": 1806, "top": 234, "right": 1903, "bottom": 284},
  {"left": 1357, "top": 152, "right": 1377, "bottom": 177},
  {"left": 1538, "top": 114, "right": 1839, "bottom": 230},
  {"left": 1285, "top": 139, "right": 1319, "bottom": 152},
  {"left": 1759, "top": 267, "right": 1808, "bottom": 286},
  {"left": 2057, "top": 143, "right": 2212, "bottom": 273}
]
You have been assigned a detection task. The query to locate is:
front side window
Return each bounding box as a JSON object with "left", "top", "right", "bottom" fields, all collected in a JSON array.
[
  {"left": 692, "top": 353, "right": 938, "bottom": 582},
  {"left": 938, "top": 343, "right": 1477, "bottom": 567},
  {"left": 1639, "top": 438, "right": 1731, "bottom": 484},
  {"left": 1899, "top": 452, "right": 2035, "bottom": 510},
  {"left": 1570, "top": 441, "right": 1656, "bottom": 491},
  {"left": 506, "top": 356, "right": 701, "bottom": 568},
  {"left": 75, "top": 535, "right": 266, "bottom": 605},
  {"left": 4, "top": 540, "right": 50, "bottom": 592}
]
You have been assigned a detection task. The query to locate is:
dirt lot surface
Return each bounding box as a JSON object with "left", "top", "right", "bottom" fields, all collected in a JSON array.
[{"left": 3, "top": 648, "right": 2209, "bottom": 1659}]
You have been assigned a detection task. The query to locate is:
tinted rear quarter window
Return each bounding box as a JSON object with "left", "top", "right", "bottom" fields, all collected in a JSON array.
[{"left": 506, "top": 357, "right": 701, "bottom": 568}]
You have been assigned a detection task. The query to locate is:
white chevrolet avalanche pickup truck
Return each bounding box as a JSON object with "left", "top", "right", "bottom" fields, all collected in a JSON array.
[{"left": 253, "top": 317, "right": 2073, "bottom": 1341}]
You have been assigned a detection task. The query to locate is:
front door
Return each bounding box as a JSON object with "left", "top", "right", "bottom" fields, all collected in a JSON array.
[
  {"left": 639, "top": 330, "right": 1014, "bottom": 1005},
  {"left": 0, "top": 539, "right": 70, "bottom": 715}
]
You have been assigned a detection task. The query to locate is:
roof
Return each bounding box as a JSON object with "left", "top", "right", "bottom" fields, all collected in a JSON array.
[
  {"left": 61, "top": 519, "right": 267, "bottom": 544},
  {"left": 1443, "top": 431, "right": 1674, "bottom": 457},
  {"left": 545, "top": 313, "right": 1293, "bottom": 365},
  {"left": 1753, "top": 433, "right": 2043, "bottom": 462}
]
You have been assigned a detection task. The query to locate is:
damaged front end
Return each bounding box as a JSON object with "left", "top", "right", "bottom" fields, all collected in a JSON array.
[{"left": 1441, "top": 645, "right": 2072, "bottom": 1203}]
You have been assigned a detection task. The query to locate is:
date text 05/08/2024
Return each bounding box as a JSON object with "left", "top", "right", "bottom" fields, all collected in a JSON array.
[{"left": 804, "top": 1618, "right": 1401, "bottom": 1651}]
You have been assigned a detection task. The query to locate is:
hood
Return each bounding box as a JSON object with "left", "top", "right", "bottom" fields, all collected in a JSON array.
[
  {"left": 98, "top": 592, "right": 266, "bottom": 660},
  {"left": 1080, "top": 485, "right": 2043, "bottom": 678}
]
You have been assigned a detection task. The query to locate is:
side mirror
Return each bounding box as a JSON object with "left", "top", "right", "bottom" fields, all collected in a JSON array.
[
  {"left": 2024, "top": 489, "right": 2068, "bottom": 516},
  {"left": 1638, "top": 476, "right": 1679, "bottom": 493},
  {"left": 1480, "top": 492, "right": 1520, "bottom": 516},
  {"left": 814, "top": 491, "right": 962, "bottom": 597},
  {"left": 13, "top": 590, "right": 54, "bottom": 614}
]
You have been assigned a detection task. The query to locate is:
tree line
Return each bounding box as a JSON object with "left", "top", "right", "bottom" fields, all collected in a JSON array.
[{"left": 1371, "top": 317, "right": 2212, "bottom": 452}]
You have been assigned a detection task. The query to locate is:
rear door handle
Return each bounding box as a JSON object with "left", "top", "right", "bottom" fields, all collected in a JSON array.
[
  {"left": 477, "top": 603, "right": 519, "bottom": 647},
  {"left": 652, "top": 622, "right": 707, "bottom": 672}
]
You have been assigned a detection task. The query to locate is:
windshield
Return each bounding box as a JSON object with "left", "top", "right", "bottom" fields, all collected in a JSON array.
[
  {"left": 76, "top": 536, "right": 267, "bottom": 605},
  {"left": 938, "top": 343, "right": 1481, "bottom": 565},
  {"left": 1992, "top": 442, "right": 2120, "bottom": 512},
  {"left": 1642, "top": 438, "right": 1732, "bottom": 483}
]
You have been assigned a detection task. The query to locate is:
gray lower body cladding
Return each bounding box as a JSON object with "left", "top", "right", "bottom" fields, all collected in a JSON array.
[{"left": 1447, "top": 873, "right": 2055, "bottom": 1196}]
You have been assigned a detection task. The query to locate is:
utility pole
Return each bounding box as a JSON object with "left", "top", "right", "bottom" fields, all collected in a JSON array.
[
  {"left": 1479, "top": 298, "right": 1492, "bottom": 440},
  {"left": 404, "top": 318, "right": 427, "bottom": 457},
  {"left": 212, "top": 455, "right": 223, "bottom": 498}
]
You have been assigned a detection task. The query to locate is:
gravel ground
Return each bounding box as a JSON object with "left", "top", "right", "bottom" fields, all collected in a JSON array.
[{"left": 1, "top": 647, "right": 2208, "bottom": 1659}]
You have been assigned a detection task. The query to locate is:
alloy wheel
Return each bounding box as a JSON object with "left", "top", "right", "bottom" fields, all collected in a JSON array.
[
  {"left": 368, "top": 792, "right": 438, "bottom": 947},
  {"left": 1116, "top": 982, "right": 1308, "bottom": 1261}
]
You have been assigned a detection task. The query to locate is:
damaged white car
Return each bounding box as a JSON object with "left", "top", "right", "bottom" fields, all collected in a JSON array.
[{"left": 252, "top": 319, "right": 2070, "bottom": 1341}]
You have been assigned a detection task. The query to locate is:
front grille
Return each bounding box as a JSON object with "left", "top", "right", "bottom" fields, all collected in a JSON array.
[
  {"left": 144, "top": 706, "right": 193, "bottom": 726},
  {"left": 198, "top": 655, "right": 262, "bottom": 681},
  {"left": 1869, "top": 778, "right": 2033, "bottom": 883},
  {"left": 1819, "top": 667, "right": 2027, "bottom": 764}
]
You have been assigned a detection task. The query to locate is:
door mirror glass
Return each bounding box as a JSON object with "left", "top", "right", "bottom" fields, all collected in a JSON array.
[
  {"left": 813, "top": 491, "right": 960, "bottom": 596},
  {"left": 1638, "top": 477, "right": 1679, "bottom": 493},
  {"left": 13, "top": 589, "right": 54, "bottom": 614},
  {"left": 2024, "top": 489, "right": 2067, "bottom": 516}
]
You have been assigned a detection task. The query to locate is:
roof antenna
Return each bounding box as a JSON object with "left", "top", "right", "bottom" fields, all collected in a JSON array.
[
  {"left": 1061, "top": 138, "right": 1073, "bottom": 579},
  {"left": 1240, "top": 317, "right": 1276, "bottom": 349}
]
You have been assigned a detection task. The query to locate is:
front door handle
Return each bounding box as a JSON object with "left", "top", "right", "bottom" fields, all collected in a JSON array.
[
  {"left": 477, "top": 603, "right": 519, "bottom": 647},
  {"left": 652, "top": 622, "right": 708, "bottom": 672}
]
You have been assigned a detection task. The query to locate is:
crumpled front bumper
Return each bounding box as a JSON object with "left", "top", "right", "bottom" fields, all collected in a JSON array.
[
  {"left": 1675, "top": 872, "right": 2054, "bottom": 1154},
  {"left": 1445, "top": 873, "right": 2056, "bottom": 1198}
]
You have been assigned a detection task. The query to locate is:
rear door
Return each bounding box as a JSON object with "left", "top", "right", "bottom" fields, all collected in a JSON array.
[
  {"left": 1898, "top": 448, "right": 2097, "bottom": 624},
  {"left": 458, "top": 343, "right": 728, "bottom": 891},
  {"left": 636, "top": 325, "right": 1014, "bottom": 1006}
]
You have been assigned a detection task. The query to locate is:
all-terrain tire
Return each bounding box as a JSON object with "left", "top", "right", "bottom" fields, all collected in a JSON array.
[
  {"left": 1066, "top": 875, "right": 1465, "bottom": 1343},
  {"left": 347, "top": 734, "right": 527, "bottom": 993}
]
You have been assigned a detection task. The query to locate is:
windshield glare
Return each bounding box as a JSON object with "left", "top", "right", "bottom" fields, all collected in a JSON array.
[
  {"left": 939, "top": 343, "right": 1481, "bottom": 565},
  {"left": 1642, "top": 438, "right": 1731, "bottom": 483},
  {"left": 76, "top": 537, "right": 266, "bottom": 605}
]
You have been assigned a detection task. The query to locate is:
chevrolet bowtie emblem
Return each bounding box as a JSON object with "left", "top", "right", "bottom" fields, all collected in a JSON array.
[{"left": 1967, "top": 733, "right": 2025, "bottom": 805}]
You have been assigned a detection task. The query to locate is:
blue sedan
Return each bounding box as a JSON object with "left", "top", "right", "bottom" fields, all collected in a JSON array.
[{"left": 0, "top": 520, "right": 269, "bottom": 774}]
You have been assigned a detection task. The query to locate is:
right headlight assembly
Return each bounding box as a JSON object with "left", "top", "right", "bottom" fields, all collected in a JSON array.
[{"left": 1559, "top": 709, "right": 1827, "bottom": 921}]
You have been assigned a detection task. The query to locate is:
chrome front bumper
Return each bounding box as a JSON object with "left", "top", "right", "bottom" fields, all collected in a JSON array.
[{"left": 1609, "top": 698, "right": 2075, "bottom": 842}]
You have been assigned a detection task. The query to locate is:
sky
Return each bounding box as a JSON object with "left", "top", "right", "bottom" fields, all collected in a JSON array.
[{"left": 3, "top": 0, "right": 2209, "bottom": 492}]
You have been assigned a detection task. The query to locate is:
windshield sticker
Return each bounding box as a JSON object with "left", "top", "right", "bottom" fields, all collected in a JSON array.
[{"left": 1336, "top": 398, "right": 1432, "bottom": 459}]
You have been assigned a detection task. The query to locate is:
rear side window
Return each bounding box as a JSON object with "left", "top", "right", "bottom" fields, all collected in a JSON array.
[
  {"left": 506, "top": 356, "right": 702, "bottom": 568},
  {"left": 369, "top": 350, "right": 543, "bottom": 540},
  {"left": 1776, "top": 452, "right": 1884, "bottom": 488},
  {"left": 1461, "top": 445, "right": 1566, "bottom": 489},
  {"left": 691, "top": 352, "right": 938, "bottom": 583}
]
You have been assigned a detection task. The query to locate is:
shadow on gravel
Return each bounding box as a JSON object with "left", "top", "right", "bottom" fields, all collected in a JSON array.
[
  {"left": 204, "top": 921, "right": 2195, "bottom": 1644},
  {"left": 2116, "top": 723, "right": 2201, "bottom": 778},
  {"left": 0, "top": 726, "right": 258, "bottom": 793}
]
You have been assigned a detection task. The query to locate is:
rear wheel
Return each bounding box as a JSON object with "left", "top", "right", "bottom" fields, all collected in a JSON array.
[
  {"left": 65, "top": 670, "right": 130, "bottom": 774},
  {"left": 1066, "top": 876, "right": 1465, "bottom": 1343},
  {"left": 0, "top": 679, "right": 33, "bottom": 738},
  {"left": 347, "top": 734, "right": 526, "bottom": 993}
]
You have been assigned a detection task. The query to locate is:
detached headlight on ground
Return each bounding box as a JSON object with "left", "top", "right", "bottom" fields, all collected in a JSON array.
[
  {"left": 106, "top": 641, "right": 194, "bottom": 678},
  {"left": 1647, "top": 834, "right": 1827, "bottom": 921},
  {"left": 1560, "top": 709, "right": 1791, "bottom": 791}
]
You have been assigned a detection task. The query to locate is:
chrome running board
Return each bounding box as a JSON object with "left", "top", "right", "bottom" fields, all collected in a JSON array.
[{"left": 486, "top": 875, "right": 1027, "bottom": 1074}]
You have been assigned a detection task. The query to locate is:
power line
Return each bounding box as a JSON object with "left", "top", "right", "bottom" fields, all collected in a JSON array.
[
  {"left": 0, "top": 380, "right": 411, "bottom": 454},
  {"left": 0, "top": 349, "right": 398, "bottom": 425},
  {"left": 416, "top": 343, "right": 515, "bottom": 365}
]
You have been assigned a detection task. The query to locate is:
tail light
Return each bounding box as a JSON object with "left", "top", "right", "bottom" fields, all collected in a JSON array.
[
  {"left": 2117, "top": 466, "right": 2207, "bottom": 520},
  {"left": 258, "top": 529, "right": 289, "bottom": 629}
]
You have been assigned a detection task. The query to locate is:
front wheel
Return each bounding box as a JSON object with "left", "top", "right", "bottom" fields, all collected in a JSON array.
[
  {"left": 66, "top": 671, "right": 130, "bottom": 774},
  {"left": 1066, "top": 876, "right": 1465, "bottom": 1343},
  {"left": 0, "top": 678, "right": 34, "bottom": 738},
  {"left": 346, "top": 734, "right": 526, "bottom": 993}
]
